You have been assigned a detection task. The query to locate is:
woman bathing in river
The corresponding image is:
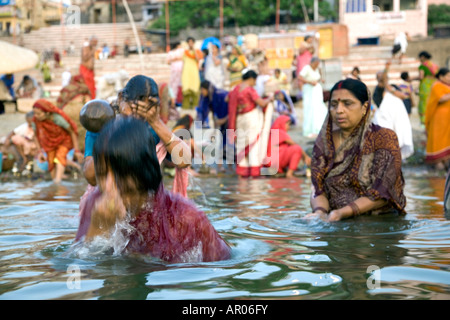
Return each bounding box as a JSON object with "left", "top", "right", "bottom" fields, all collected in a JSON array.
[{"left": 75, "top": 116, "right": 231, "bottom": 263}]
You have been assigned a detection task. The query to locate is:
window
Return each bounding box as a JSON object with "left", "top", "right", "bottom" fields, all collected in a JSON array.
[
  {"left": 346, "top": 0, "right": 367, "bottom": 13},
  {"left": 373, "top": 0, "right": 393, "bottom": 12},
  {"left": 400, "top": 0, "right": 417, "bottom": 10}
]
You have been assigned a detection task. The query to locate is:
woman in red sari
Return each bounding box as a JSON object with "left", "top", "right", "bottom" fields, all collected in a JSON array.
[
  {"left": 266, "top": 115, "right": 311, "bottom": 178},
  {"left": 32, "top": 99, "right": 82, "bottom": 183},
  {"left": 75, "top": 116, "right": 231, "bottom": 263},
  {"left": 228, "top": 70, "right": 274, "bottom": 178}
]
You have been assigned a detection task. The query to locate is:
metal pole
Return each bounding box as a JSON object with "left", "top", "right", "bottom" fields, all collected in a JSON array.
[
  {"left": 165, "top": 0, "right": 170, "bottom": 52},
  {"left": 122, "top": 0, "right": 144, "bottom": 71},
  {"left": 276, "top": 0, "right": 280, "bottom": 32},
  {"left": 112, "top": 0, "right": 116, "bottom": 45},
  {"left": 220, "top": 0, "right": 223, "bottom": 41}
]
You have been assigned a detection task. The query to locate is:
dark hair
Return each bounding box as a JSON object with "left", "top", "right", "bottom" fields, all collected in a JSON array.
[
  {"left": 200, "top": 80, "right": 211, "bottom": 90},
  {"left": 186, "top": 36, "right": 195, "bottom": 42},
  {"left": 418, "top": 51, "right": 432, "bottom": 60},
  {"left": 122, "top": 75, "right": 159, "bottom": 102},
  {"left": 93, "top": 116, "right": 162, "bottom": 195},
  {"left": 329, "top": 78, "right": 369, "bottom": 106},
  {"left": 242, "top": 70, "right": 258, "bottom": 80},
  {"left": 436, "top": 67, "right": 450, "bottom": 79},
  {"left": 400, "top": 71, "right": 409, "bottom": 81}
]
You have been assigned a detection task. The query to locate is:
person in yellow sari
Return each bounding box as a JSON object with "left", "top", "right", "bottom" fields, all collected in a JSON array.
[
  {"left": 227, "top": 45, "right": 247, "bottom": 89},
  {"left": 424, "top": 68, "right": 450, "bottom": 170},
  {"left": 181, "top": 37, "right": 203, "bottom": 110}
]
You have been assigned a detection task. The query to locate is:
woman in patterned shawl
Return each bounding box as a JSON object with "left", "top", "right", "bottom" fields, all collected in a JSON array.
[{"left": 307, "top": 79, "right": 406, "bottom": 222}]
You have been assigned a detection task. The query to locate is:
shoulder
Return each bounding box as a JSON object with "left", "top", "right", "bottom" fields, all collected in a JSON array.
[{"left": 366, "top": 124, "right": 400, "bottom": 149}]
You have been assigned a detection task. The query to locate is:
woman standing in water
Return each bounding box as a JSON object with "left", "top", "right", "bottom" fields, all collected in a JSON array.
[
  {"left": 298, "top": 57, "right": 328, "bottom": 138},
  {"left": 307, "top": 79, "right": 406, "bottom": 221},
  {"left": 32, "top": 99, "right": 82, "bottom": 184},
  {"left": 416, "top": 51, "right": 439, "bottom": 124},
  {"left": 75, "top": 117, "right": 231, "bottom": 263},
  {"left": 424, "top": 67, "right": 450, "bottom": 170},
  {"left": 228, "top": 70, "right": 274, "bottom": 178}
]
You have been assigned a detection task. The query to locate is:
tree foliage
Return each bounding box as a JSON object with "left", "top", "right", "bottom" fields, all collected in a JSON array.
[
  {"left": 150, "top": 0, "right": 336, "bottom": 35},
  {"left": 428, "top": 4, "right": 450, "bottom": 27}
]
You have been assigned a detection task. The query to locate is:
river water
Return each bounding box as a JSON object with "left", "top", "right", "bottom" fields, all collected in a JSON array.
[{"left": 0, "top": 167, "right": 449, "bottom": 300}]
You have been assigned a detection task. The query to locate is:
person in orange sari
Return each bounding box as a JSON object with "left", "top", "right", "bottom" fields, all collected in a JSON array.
[
  {"left": 32, "top": 99, "right": 82, "bottom": 184},
  {"left": 424, "top": 68, "right": 450, "bottom": 170}
]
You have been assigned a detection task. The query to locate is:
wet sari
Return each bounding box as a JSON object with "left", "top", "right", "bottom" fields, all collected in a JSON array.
[
  {"left": 75, "top": 185, "right": 231, "bottom": 263},
  {"left": 424, "top": 81, "right": 450, "bottom": 164},
  {"left": 418, "top": 61, "right": 439, "bottom": 124},
  {"left": 311, "top": 98, "right": 406, "bottom": 215}
]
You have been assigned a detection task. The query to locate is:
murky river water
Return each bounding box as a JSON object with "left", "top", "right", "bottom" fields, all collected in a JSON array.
[{"left": 1, "top": 167, "right": 449, "bottom": 300}]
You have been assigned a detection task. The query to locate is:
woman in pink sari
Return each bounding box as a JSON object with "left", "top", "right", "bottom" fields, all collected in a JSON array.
[{"left": 75, "top": 116, "right": 231, "bottom": 263}]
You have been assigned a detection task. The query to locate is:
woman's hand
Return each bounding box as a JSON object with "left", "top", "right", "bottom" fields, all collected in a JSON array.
[
  {"left": 132, "top": 97, "right": 160, "bottom": 125},
  {"left": 38, "top": 150, "right": 47, "bottom": 163},
  {"left": 303, "top": 211, "right": 328, "bottom": 221},
  {"left": 327, "top": 210, "right": 344, "bottom": 222},
  {"left": 87, "top": 172, "right": 126, "bottom": 238}
]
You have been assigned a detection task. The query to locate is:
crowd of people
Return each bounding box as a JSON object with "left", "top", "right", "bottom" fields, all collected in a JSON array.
[{"left": 0, "top": 33, "right": 449, "bottom": 232}]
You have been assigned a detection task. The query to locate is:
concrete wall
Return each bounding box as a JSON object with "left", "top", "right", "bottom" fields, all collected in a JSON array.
[{"left": 406, "top": 37, "right": 450, "bottom": 69}]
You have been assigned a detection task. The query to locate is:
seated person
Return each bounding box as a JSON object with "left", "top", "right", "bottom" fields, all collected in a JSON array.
[
  {"left": 307, "top": 78, "right": 407, "bottom": 222},
  {"left": 2, "top": 111, "right": 38, "bottom": 169},
  {"left": 74, "top": 116, "right": 232, "bottom": 263},
  {"left": 266, "top": 115, "right": 310, "bottom": 178},
  {"left": 273, "top": 90, "right": 297, "bottom": 126}
]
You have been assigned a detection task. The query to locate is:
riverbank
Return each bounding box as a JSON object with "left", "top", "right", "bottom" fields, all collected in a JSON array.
[{"left": 0, "top": 99, "right": 434, "bottom": 179}]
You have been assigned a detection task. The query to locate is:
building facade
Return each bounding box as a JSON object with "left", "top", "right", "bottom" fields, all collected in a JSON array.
[{"left": 339, "top": 0, "right": 429, "bottom": 44}]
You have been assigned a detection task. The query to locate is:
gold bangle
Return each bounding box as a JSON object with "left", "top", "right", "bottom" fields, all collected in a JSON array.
[{"left": 164, "top": 133, "right": 177, "bottom": 148}]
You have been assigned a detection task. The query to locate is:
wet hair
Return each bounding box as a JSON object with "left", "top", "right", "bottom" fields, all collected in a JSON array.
[
  {"left": 329, "top": 78, "right": 369, "bottom": 106},
  {"left": 400, "top": 71, "right": 409, "bottom": 81},
  {"left": 121, "top": 75, "right": 159, "bottom": 102},
  {"left": 93, "top": 116, "right": 162, "bottom": 195},
  {"left": 436, "top": 67, "right": 450, "bottom": 79},
  {"left": 418, "top": 51, "right": 432, "bottom": 60},
  {"left": 242, "top": 70, "right": 258, "bottom": 80}
]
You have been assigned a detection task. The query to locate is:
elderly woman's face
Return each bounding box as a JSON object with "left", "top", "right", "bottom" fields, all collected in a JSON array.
[{"left": 329, "top": 89, "right": 367, "bottom": 132}]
